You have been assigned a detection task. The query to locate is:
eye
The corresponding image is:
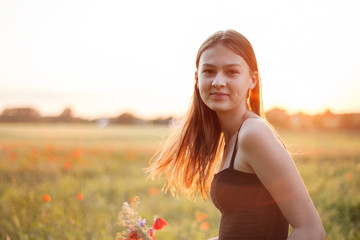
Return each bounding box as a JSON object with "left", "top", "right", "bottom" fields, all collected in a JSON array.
[
  {"left": 202, "top": 69, "right": 214, "bottom": 75},
  {"left": 226, "top": 69, "right": 239, "bottom": 75}
]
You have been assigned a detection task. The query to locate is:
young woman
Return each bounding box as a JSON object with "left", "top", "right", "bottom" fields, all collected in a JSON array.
[{"left": 148, "top": 30, "right": 325, "bottom": 240}]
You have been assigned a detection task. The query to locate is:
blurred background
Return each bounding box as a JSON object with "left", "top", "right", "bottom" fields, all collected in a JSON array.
[{"left": 1, "top": 0, "right": 359, "bottom": 239}]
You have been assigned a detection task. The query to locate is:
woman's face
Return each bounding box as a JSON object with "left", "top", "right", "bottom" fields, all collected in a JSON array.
[{"left": 196, "top": 43, "right": 257, "bottom": 114}]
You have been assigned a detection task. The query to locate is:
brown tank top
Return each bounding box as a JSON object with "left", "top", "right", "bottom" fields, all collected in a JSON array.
[{"left": 210, "top": 120, "right": 289, "bottom": 240}]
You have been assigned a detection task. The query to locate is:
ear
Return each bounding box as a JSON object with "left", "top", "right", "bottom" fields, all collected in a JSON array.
[
  {"left": 195, "top": 71, "right": 199, "bottom": 89},
  {"left": 250, "top": 71, "right": 258, "bottom": 89}
]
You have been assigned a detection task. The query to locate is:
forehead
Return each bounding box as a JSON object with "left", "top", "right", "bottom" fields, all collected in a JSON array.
[{"left": 198, "top": 44, "right": 248, "bottom": 68}]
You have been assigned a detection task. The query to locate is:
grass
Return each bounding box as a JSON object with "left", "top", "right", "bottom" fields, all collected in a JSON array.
[{"left": 0, "top": 123, "right": 359, "bottom": 240}]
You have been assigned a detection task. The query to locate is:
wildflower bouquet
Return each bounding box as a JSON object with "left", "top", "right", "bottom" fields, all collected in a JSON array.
[{"left": 116, "top": 197, "right": 167, "bottom": 240}]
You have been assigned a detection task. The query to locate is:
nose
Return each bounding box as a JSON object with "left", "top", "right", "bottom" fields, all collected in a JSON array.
[{"left": 211, "top": 73, "right": 226, "bottom": 88}]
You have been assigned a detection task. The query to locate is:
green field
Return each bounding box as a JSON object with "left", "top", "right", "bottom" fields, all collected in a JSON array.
[{"left": 0, "top": 123, "right": 359, "bottom": 240}]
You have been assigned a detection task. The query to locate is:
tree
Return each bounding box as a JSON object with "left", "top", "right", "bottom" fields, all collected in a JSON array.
[
  {"left": 0, "top": 107, "right": 41, "bottom": 122},
  {"left": 111, "top": 112, "right": 144, "bottom": 124},
  {"left": 59, "top": 107, "right": 73, "bottom": 118},
  {"left": 265, "top": 108, "right": 290, "bottom": 129}
]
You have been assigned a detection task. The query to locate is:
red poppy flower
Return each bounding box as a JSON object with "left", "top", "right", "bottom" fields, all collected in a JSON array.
[
  {"left": 64, "top": 160, "right": 72, "bottom": 170},
  {"left": 76, "top": 193, "right": 84, "bottom": 201},
  {"left": 200, "top": 221, "right": 210, "bottom": 231},
  {"left": 149, "top": 229, "right": 157, "bottom": 240},
  {"left": 148, "top": 187, "right": 159, "bottom": 196},
  {"left": 197, "top": 213, "right": 207, "bottom": 222},
  {"left": 42, "top": 194, "right": 51, "bottom": 203},
  {"left": 127, "top": 231, "right": 138, "bottom": 240},
  {"left": 152, "top": 217, "right": 167, "bottom": 230},
  {"left": 346, "top": 172, "right": 352, "bottom": 181}
]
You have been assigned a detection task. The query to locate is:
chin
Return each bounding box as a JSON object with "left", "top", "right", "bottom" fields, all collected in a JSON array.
[{"left": 207, "top": 104, "right": 230, "bottom": 112}]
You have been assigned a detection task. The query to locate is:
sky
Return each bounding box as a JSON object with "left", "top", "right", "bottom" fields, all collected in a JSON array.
[{"left": 1, "top": 0, "right": 360, "bottom": 119}]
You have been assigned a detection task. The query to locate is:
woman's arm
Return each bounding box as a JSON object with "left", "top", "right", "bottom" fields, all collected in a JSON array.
[
  {"left": 239, "top": 118, "right": 325, "bottom": 240},
  {"left": 207, "top": 237, "right": 218, "bottom": 240}
]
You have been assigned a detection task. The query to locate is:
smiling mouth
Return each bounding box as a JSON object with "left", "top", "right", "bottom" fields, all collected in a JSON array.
[
  {"left": 210, "top": 93, "right": 229, "bottom": 99},
  {"left": 210, "top": 92, "right": 228, "bottom": 96}
]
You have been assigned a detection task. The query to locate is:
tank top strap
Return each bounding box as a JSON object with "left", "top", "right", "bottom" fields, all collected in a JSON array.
[
  {"left": 229, "top": 127, "right": 240, "bottom": 169},
  {"left": 228, "top": 115, "right": 260, "bottom": 169}
]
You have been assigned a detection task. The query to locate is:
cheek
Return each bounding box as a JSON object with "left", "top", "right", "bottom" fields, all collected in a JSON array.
[
  {"left": 198, "top": 87, "right": 205, "bottom": 100},
  {"left": 197, "top": 82, "right": 208, "bottom": 101},
  {"left": 198, "top": 77, "right": 211, "bottom": 89},
  {"left": 197, "top": 80, "right": 205, "bottom": 92}
]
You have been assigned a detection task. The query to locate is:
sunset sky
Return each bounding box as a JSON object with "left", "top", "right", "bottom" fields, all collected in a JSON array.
[{"left": 1, "top": 0, "right": 360, "bottom": 119}]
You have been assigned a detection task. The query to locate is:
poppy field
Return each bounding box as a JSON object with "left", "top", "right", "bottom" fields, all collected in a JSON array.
[{"left": 0, "top": 123, "right": 359, "bottom": 240}]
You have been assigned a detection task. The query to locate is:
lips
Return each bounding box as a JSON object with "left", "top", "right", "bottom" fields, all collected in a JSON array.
[
  {"left": 210, "top": 92, "right": 229, "bottom": 99},
  {"left": 210, "top": 92, "right": 228, "bottom": 96}
]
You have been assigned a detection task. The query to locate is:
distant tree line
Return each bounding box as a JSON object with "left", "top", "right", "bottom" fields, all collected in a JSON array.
[
  {"left": 0, "top": 107, "right": 173, "bottom": 126},
  {"left": 266, "top": 108, "right": 360, "bottom": 131},
  {"left": 1, "top": 106, "right": 360, "bottom": 130}
]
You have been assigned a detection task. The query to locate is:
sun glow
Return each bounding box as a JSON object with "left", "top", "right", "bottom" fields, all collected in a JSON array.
[{"left": 0, "top": 0, "right": 359, "bottom": 118}]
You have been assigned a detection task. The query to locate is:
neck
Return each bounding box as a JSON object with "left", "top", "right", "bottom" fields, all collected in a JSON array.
[{"left": 216, "top": 105, "right": 250, "bottom": 143}]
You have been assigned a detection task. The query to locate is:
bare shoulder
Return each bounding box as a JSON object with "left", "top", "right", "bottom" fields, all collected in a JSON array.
[
  {"left": 238, "top": 117, "right": 283, "bottom": 150},
  {"left": 236, "top": 116, "right": 290, "bottom": 175}
]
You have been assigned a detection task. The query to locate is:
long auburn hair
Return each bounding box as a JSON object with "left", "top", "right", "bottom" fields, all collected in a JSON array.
[{"left": 148, "top": 30, "right": 265, "bottom": 198}]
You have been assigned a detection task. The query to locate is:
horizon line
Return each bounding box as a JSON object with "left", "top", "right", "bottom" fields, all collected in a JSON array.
[{"left": 1, "top": 105, "right": 360, "bottom": 121}]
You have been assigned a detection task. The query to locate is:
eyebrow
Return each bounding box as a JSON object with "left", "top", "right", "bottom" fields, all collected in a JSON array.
[{"left": 201, "top": 63, "right": 242, "bottom": 68}]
